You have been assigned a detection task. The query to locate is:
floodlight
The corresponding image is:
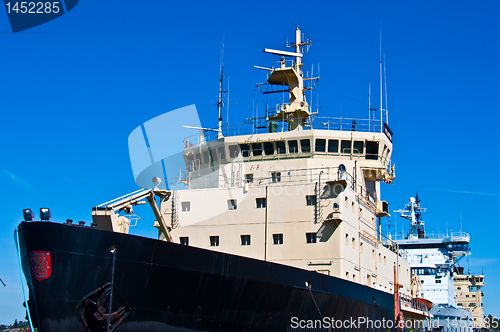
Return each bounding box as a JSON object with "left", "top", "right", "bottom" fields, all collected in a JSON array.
[
  {"left": 23, "top": 209, "right": 35, "bottom": 222},
  {"left": 40, "top": 208, "right": 51, "bottom": 221}
]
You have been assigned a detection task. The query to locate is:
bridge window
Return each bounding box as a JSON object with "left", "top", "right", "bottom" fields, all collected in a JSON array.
[
  {"left": 300, "top": 139, "right": 311, "bottom": 153},
  {"left": 315, "top": 139, "right": 326, "bottom": 152},
  {"left": 252, "top": 143, "right": 262, "bottom": 156},
  {"left": 276, "top": 141, "right": 286, "bottom": 154},
  {"left": 328, "top": 139, "right": 339, "bottom": 153},
  {"left": 203, "top": 150, "right": 210, "bottom": 163},
  {"left": 210, "top": 149, "right": 217, "bottom": 161},
  {"left": 353, "top": 141, "right": 364, "bottom": 154},
  {"left": 341, "top": 140, "right": 351, "bottom": 154},
  {"left": 218, "top": 146, "right": 226, "bottom": 160},
  {"left": 365, "top": 141, "right": 379, "bottom": 160},
  {"left": 179, "top": 237, "right": 189, "bottom": 245},
  {"left": 239, "top": 144, "right": 250, "bottom": 157},
  {"left": 228, "top": 145, "right": 238, "bottom": 158},
  {"left": 264, "top": 142, "right": 274, "bottom": 155},
  {"left": 288, "top": 140, "right": 298, "bottom": 153}
]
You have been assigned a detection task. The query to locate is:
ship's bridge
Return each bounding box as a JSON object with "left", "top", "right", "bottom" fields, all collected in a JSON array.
[
  {"left": 395, "top": 232, "right": 470, "bottom": 265},
  {"left": 183, "top": 116, "right": 393, "bottom": 168}
]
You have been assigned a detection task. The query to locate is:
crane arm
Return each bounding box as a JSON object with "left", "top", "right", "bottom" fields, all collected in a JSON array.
[{"left": 92, "top": 188, "right": 173, "bottom": 242}]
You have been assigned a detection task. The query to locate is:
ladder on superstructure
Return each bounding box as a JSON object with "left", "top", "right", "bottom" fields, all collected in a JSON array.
[{"left": 171, "top": 190, "right": 180, "bottom": 228}]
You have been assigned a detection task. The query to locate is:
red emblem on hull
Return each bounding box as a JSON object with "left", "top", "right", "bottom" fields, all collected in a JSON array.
[{"left": 29, "top": 251, "right": 51, "bottom": 281}]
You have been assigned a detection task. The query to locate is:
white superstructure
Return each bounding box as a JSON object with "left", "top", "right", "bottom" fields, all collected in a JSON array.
[{"left": 394, "top": 195, "right": 474, "bottom": 331}]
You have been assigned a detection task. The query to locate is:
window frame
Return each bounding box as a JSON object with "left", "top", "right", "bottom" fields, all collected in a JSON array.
[
  {"left": 300, "top": 139, "right": 311, "bottom": 153},
  {"left": 273, "top": 233, "right": 283, "bottom": 245},
  {"left": 315, "top": 138, "right": 326, "bottom": 153},
  {"left": 227, "top": 199, "right": 237, "bottom": 210},
  {"left": 306, "top": 232, "right": 317, "bottom": 244},
  {"left": 271, "top": 171, "right": 281, "bottom": 183},
  {"left": 306, "top": 195, "right": 317, "bottom": 206},
  {"left": 241, "top": 234, "right": 251, "bottom": 246},
  {"left": 209, "top": 235, "right": 219, "bottom": 247},
  {"left": 256, "top": 197, "right": 266, "bottom": 209},
  {"left": 181, "top": 201, "right": 191, "bottom": 212}
]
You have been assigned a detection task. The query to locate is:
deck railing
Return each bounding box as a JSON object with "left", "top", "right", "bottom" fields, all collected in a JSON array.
[
  {"left": 183, "top": 116, "right": 385, "bottom": 146},
  {"left": 391, "top": 231, "right": 470, "bottom": 242}
]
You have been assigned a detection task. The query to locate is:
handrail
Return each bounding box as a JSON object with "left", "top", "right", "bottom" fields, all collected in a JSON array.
[{"left": 183, "top": 116, "right": 387, "bottom": 146}]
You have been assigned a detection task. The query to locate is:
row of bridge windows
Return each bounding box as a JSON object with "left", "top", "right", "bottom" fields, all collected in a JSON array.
[{"left": 186, "top": 138, "right": 383, "bottom": 169}]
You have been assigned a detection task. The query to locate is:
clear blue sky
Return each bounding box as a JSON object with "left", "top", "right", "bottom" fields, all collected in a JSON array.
[{"left": 1, "top": 0, "right": 499, "bottom": 325}]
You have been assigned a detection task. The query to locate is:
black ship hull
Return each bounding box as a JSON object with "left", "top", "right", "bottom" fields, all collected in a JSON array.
[{"left": 17, "top": 221, "right": 396, "bottom": 331}]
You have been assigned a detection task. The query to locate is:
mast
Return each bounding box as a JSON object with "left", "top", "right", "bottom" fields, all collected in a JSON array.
[
  {"left": 260, "top": 27, "right": 316, "bottom": 131},
  {"left": 384, "top": 53, "right": 389, "bottom": 125},
  {"left": 217, "top": 41, "right": 227, "bottom": 139},
  {"left": 394, "top": 194, "right": 427, "bottom": 240},
  {"left": 379, "top": 29, "right": 383, "bottom": 133},
  {"left": 368, "top": 83, "right": 371, "bottom": 130}
]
